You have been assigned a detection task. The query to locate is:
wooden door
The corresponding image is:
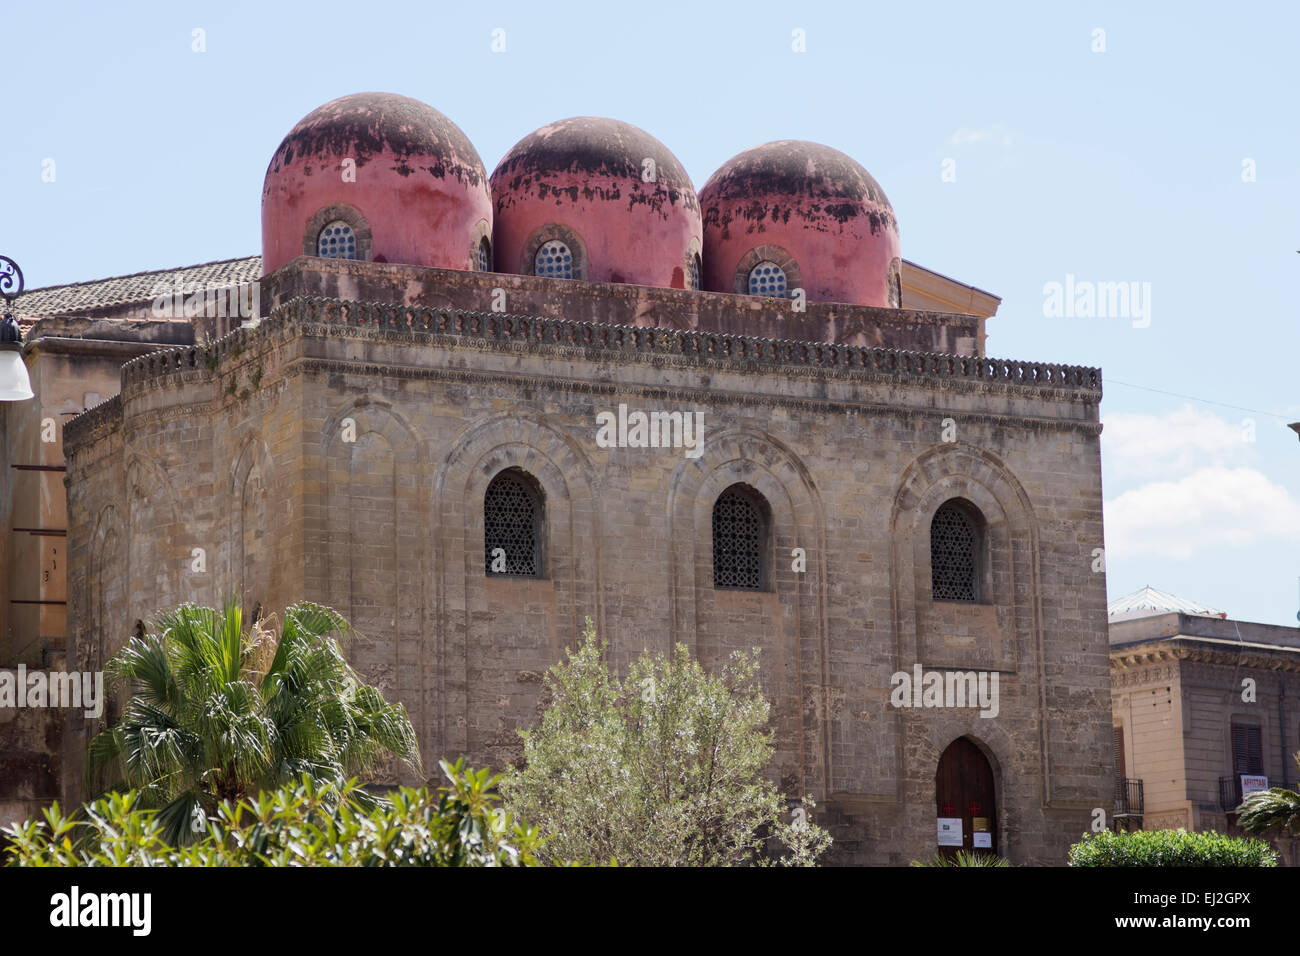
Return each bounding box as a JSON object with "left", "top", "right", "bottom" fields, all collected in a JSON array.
[{"left": 935, "top": 737, "right": 998, "bottom": 858}]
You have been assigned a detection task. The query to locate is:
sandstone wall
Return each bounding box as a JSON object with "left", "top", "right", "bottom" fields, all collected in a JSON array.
[{"left": 62, "top": 297, "right": 1110, "bottom": 864}]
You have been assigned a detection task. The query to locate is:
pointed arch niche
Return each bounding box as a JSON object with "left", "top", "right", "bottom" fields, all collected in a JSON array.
[
  {"left": 432, "top": 411, "right": 602, "bottom": 767},
  {"left": 889, "top": 443, "right": 1041, "bottom": 674},
  {"left": 666, "top": 426, "right": 827, "bottom": 799}
]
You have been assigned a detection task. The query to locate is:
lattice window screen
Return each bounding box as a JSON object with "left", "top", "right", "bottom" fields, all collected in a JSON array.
[
  {"left": 484, "top": 471, "right": 541, "bottom": 576},
  {"left": 930, "top": 502, "right": 978, "bottom": 601},
  {"left": 713, "top": 488, "right": 764, "bottom": 589}
]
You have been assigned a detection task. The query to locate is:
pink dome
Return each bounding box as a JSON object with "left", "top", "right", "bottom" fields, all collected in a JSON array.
[
  {"left": 261, "top": 93, "right": 492, "bottom": 276},
  {"left": 699, "top": 141, "right": 901, "bottom": 307},
  {"left": 490, "top": 117, "right": 701, "bottom": 289}
]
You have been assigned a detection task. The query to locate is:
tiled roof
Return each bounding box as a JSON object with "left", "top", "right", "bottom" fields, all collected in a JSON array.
[
  {"left": 14, "top": 256, "right": 261, "bottom": 326},
  {"left": 1108, "top": 585, "right": 1226, "bottom": 619}
]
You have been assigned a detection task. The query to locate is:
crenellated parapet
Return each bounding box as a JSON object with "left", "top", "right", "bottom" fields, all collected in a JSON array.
[{"left": 109, "top": 295, "right": 1101, "bottom": 398}]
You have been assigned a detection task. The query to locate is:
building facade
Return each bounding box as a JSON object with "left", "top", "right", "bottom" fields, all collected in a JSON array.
[
  {"left": 1110, "top": 588, "right": 1300, "bottom": 864},
  {"left": 7, "top": 92, "right": 1114, "bottom": 864}
]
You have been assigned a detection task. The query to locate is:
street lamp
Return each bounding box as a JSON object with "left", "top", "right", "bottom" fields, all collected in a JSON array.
[{"left": 0, "top": 255, "right": 33, "bottom": 401}]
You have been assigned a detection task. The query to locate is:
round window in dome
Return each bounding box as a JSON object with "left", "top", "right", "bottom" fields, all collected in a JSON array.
[
  {"left": 534, "top": 239, "right": 574, "bottom": 279},
  {"left": 317, "top": 221, "right": 358, "bottom": 260},
  {"left": 747, "top": 261, "right": 787, "bottom": 297},
  {"left": 687, "top": 253, "right": 702, "bottom": 291}
]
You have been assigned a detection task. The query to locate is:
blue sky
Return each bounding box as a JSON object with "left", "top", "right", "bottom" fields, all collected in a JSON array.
[{"left": 4, "top": 0, "right": 1298, "bottom": 625}]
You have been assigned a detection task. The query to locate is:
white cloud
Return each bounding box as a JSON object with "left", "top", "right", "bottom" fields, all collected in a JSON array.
[
  {"left": 1104, "top": 466, "right": 1300, "bottom": 560},
  {"left": 1102, "top": 404, "right": 1256, "bottom": 480}
]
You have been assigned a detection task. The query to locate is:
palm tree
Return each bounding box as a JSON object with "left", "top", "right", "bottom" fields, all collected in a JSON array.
[
  {"left": 1238, "top": 755, "right": 1300, "bottom": 838},
  {"left": 86, "top": 600, "right": 421, "bottom": 844}
]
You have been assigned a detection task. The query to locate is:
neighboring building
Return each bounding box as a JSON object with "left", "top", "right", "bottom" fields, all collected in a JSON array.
[
  {"left": 1110, "top": 586, "right": 1300, "bottom": 864},
  {"left": 4, "top": 92, "right": 1115, "bottom": 865}
]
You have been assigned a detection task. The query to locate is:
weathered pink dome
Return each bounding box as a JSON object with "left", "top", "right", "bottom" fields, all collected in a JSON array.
[
  {"left": 699, "top": 141, "right": 901, "bottom": 307},
  {"left": 261, "top": 92, "right": 492, "bottom": 276},
  {"left": 490, "top": 117, "right": 702, "bottom": 289}
]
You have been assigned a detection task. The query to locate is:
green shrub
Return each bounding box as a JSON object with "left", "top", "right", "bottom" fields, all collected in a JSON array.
[
  {"left": 911, "top": 851, "right": 1012, "bottom": 867},
  {"left": 502, "top": 617, "right": 830, "bottom": 866},
  {"left": 1068, "top": 829, "right": 1278, "bottom": 867},
  {"left": 2, "top": 759, "right": 542, "bottom": 867}
]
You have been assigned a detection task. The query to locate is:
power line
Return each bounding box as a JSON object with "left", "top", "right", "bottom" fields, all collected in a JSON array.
[{"left": 1106, "top": 378, "right": 1295, "bottom": 422}]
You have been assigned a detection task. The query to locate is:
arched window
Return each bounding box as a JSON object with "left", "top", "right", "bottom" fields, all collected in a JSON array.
[
  {"left": 930, "top": 500, "right": 981, "bottom": 602},
  {"left": 713, "top": 484, "right": 768, "bottom": 590},
  {"left": 317, "top": 220, "right": 358, "bottom": 259},
  {"left": 484, "top": 469, "right": 543, "bottom": 577},
  {"left": 534, "top": 239, "right": 573, "bottom": 279},
  {"left": 747, "top": 260, "right": 787, "bottom": 297},
  {"left": 687, "top": 252, "right": 702, "bottom": 291},
  {"left": 478, "top": 236, "right": 493, "bottom": 272}
]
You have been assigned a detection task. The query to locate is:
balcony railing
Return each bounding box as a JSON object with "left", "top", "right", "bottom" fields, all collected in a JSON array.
[
  {"left": 1219, "top": 776, "right": 1245, "bottom": 813},
  {"left": 1114, "top": 778, "right": 1144, "bottom": 818}
]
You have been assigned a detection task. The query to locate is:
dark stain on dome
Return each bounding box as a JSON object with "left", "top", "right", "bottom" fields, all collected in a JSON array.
[
  {"left": 265, "top": 93, "right": 487, "bottom": 191},
  {"left": 701, "top": 140, "right": 897, "bottom": 236},
  {"left": 491, "top": 117, "right": 700, "bottom": 218}
]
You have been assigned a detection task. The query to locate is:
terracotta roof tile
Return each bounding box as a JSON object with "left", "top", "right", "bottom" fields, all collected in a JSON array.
[{"left": 14, "top": 256, "right": 260, "bottom": 322}]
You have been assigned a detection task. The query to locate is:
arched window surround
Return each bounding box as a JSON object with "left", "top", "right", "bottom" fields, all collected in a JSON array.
[
  {"left": 520, "top": 224, "right": 587, "bottom": 280},
  {"left": 303, "top": 204, "right": 373, "bottom": 262},
  {"left": 732, "top": 244, "right": 802, "bottom": 299},
  {"left": 470, "top": 218, "right": 493, "bottom": 272},
  {"left": 308, "top": 202, "right": 377, "bottom": 261}
]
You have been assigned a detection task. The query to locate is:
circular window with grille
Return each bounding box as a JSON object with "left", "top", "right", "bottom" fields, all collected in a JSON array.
[
  {"left": 713, "top": 486, "right": 767, "bottom": 590},
  {"left": 534, "top": 240, "right": 573, "bottom": 279},
  {"left": 930, "top": 501, "right": 980, "bottom": 602},
  {"left": 747, "top": 261, "right": 787, "bottom": 297},
  {"left": 687, "top": 253, "right": 702, "bottom": 291},
  {"left": 317, "top": 221, "right": 357, "bottom": 259},
  {"left": 484, "top": 469, "right": 542, "bottom": 577},
  {"left": 478, "top": 237, "right": 492, "bottom": 272}
]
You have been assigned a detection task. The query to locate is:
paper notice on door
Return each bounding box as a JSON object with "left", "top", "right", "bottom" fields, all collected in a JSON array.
[
  {"left": 937, "top": 817, "right": 963, "bottom": 847},
  {"left": 973, "top": 832, "right": 992, "bottom": 848}
]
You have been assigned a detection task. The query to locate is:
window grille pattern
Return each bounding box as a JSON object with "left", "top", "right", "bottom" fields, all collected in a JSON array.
[
  {"left": 930, "top": 502, "right": 978, "bottom": 601},
  {"left": 478, "top": 237, "right": 492, "bottom": 272},
  {"left": 534, "top": 239, "right": 573, "bottom": 278},
  {"left": 687, "top": 253, "right": 702, "bottom": 291},
  {"left": 748, "top": 260, "right": 787, "bottom": 296},
  {"left": 484, "top": 471, "right": 540, "bottom": 576},
  {"left": 317, "top": 221, "right": 357, "bottom": 259},
  {"left": 713, "top": 488, "right": 764, "bottom": 589}
]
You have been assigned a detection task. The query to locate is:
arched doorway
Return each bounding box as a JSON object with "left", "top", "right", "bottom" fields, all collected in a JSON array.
[{"left": 935, "top": 737, "right": 998, "bottom": 858}]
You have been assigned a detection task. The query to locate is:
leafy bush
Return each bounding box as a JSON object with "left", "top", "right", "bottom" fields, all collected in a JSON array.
[
  {"left": 911, "top": 851, "right": 1012, "bottom": 867},
  {"left": 86, "top": 600, "right": 421, "bottom": 845},
  {"left": 3, "top": 759, "right": 541, "bottom": 867},
  {"left": 1068, "top": 829, "right": 1278, "bottom": 867},
  {"left": 1237, "top": 758, "right": 1300, "bottom": 837},
  {"left": 501, "top": 617, "right": 830, "bottom": 866}
]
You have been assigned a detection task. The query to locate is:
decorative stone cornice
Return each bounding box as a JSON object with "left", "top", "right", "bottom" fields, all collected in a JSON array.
[
  {"left": 1110, "top": 638, "right": 1300, "bottom": 674},
  {"left": 113, "top": 295, "right": 1103, "bottom": 399}
]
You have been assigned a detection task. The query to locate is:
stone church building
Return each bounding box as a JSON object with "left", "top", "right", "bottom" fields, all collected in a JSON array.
[{"left": 3, "top": 92, "right": 1114, "bottom": 864}]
